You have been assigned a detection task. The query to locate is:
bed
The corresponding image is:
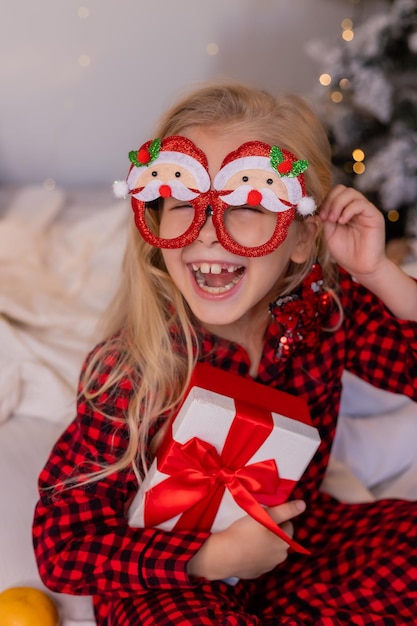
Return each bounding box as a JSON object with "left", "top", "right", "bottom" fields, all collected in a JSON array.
[{"left": 1, "top": 185, "right": 417, "bottom": 626}]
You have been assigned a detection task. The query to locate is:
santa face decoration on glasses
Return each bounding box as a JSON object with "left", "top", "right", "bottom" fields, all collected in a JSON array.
[{"left": 113, "top": 135, "right": 316, "bottom": 257}]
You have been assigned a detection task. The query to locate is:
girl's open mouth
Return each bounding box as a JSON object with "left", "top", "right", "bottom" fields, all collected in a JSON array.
[{"left": 191, "top": 262, "right": 245, "bottom": 294}]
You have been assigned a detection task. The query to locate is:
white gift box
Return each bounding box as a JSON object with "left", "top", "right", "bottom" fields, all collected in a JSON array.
[{"left": 128, "top": 363, "right": 320, "bottom": 544}]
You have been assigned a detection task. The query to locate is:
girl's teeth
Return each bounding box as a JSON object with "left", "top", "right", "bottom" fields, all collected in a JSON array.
[
  {"left": 191, "top": 262, "right": 245, "bottom": 294},
  {"left": 191, "top": 263, "right": 240, "bottom": 274}
]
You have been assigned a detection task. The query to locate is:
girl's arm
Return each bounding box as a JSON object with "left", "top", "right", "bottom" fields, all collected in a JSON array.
[
  {"left": 34, "top": 385, "right": 306, "bottom": 591},
  {"left": 320, "top": 185, "right": 417, "bottom": 321},
  {"left": 32, "top": 356, "right": 209, "bottom": 598},
  {"left": 33, "top": 348, "right": 307, "bottom": 594},
  {"left": 33, "top": 467, "right": 208, "bottom": 597}
]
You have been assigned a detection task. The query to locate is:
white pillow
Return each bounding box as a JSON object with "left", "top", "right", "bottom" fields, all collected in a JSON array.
[{"left": 340, "top": 370, "right": 410, "bottom": 417}]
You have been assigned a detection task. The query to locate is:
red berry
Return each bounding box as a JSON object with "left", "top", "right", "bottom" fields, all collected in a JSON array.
[
  {"left": 138, "top": 147, "right": 150, "bottom": 164},
  {"left": 277, "top": 161, "right": 292, "bottom": 174}
]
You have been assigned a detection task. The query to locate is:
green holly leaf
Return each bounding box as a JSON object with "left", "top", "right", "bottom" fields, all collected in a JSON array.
[
  {"left": 128, "top": 150, "right": 140, "bottom": 167},
  {"left": 270, "top": 145, "right": 284, "bottom": 171},
  {"left": 148, "top": 138, "right": 162, "bottom": 161},
  {"left": 291, "top": 160, "right": 309, "bottom": 176}
]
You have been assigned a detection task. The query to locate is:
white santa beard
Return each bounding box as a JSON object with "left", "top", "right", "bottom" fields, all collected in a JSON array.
[
  {"left": 220, "top": 186, "right": 293, "bottom": 212},
  {"left": 132, "top": 180, "right": 200, "bottom": 202}
]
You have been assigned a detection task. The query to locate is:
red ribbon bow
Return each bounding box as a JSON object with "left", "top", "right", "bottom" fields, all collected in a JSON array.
[{"left": 144, "top": 400, "right": 308, "bottom": 554}]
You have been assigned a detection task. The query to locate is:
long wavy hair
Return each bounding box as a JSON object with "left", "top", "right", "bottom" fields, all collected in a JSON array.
[{"left": 80, "top": 81, "right": 338, "bottom": 485}]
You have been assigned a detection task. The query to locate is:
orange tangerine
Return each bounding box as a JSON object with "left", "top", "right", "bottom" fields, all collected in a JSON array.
[{"left": 0, "top": 586, "right": 59, "bottom": 626}]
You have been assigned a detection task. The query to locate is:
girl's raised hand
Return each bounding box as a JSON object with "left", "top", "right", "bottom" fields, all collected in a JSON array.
[
  {"left": 187, "top": 500, "right": 306, "bottom": 581},
  {"left": 319, "top": 185, "right": 386, "bottom": 280}
]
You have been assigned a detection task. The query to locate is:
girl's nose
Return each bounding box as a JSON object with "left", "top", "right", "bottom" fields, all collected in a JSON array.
[{"left": 197, "top": 205, "right": 219, "bottom": 245}]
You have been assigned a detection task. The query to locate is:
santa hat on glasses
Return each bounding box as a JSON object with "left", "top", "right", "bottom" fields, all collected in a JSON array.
[
  {"left": 213, "top": 141, "right": 316, "bottom": 216},
  {"left": 113, "top": 136, "right": 210, "bottom": 198}
]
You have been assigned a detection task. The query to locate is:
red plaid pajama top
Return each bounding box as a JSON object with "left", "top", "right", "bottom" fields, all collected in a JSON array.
[{"left": 33, "top": 269, "right": 417, "bottom": 625}]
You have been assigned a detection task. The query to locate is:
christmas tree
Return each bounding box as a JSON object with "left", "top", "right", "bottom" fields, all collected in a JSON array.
[{"left": 307, "top": 0, "right": 417, "bottom": 247}]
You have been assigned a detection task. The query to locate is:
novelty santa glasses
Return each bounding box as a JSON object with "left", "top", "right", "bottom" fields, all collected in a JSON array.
[{"left": 113, "top": 135, "right": 316, "bottom": 257}]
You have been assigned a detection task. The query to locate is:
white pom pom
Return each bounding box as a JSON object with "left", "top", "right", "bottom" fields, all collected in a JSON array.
[
  {"left": 113, "top": 180, "right": 129, "bottom": 198},
  {"left": 297, "top": 196, "right": 316, "bottom": 216}
]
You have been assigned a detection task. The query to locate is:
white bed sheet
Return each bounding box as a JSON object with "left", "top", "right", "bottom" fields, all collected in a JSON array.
[
  {"left": 1, "top": 185, "right": 416, "bottom": 625},
  {"left": 0, "top": 414, "right": 96, "bottom": 625}
]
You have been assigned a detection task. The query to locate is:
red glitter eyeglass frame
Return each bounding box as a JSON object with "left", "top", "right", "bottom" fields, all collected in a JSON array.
[
  {"left": 121, "top": 135, "right": 313, "bottom": 258},
  {"left": 131, "top": 191, "right": 296, "bottom": 258}
]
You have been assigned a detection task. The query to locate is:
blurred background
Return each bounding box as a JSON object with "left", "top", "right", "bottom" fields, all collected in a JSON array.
[{"left": 1, "top": 0, "right": 416, "bottom": 241}]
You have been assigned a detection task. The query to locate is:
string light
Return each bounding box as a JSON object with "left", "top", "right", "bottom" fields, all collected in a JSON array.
[
  {"left": 387, "top": 210, "right": 400, "bottom": 223},
  {"left": 77, "top": 6, "right": 90, "bottom": 19},
  {"left": 319, "top": 73, "right": 332, "bottom": 86},
  {"left": 351, "top": 148, "right": 366, "bottom": 174},
  {"left": 330, "top": 91, "right": 343, "bottom": 103},
  {"left": 43, "top": 178, "right": 56, "bottom": 191},
  {"left": 341, "top": 17, "right": 354, "bottom": 42},
  {"left": 206, "top": 43, "right": 219, "bottom": 56},
  {"left": 318, "top": 16, "right": 355, "bottom": 98},
  {"left": 343, "top": 149, "right": 366, "bottom": 177},
  {"left": 78, "top": 54, "right": 91, "bottom": 68},
  {"left": 341, "top": 18, "right": 353, "bottom": 30},
  {"left": 353, "top": 162, "right": 365, "bottom": 174},
  {"left": 352, "top": 149, "right": 365, "bottom": 162}
]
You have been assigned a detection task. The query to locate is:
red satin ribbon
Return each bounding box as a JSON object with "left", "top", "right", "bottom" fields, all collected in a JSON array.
[{"left": 144, "top": 400, "right": 308, "bottom": 554}]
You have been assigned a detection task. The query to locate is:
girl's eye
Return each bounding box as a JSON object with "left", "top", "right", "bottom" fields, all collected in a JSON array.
[
  {"left": 167, "top": 202, "right": 193, "bottom": 211},
  {"left": 233, "top": 205, "right": 264, "bottom": 214}
]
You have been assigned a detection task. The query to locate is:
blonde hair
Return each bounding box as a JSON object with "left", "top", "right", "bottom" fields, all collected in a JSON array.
[{"left": 78, "top": 81, "right": 338, "bottom": 486}]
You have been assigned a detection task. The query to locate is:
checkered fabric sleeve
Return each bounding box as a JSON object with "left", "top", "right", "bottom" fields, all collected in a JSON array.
[
  {"left": 340, "top": 268, "right": 417, "bottom": 395},
  {"left": 32, "top": 347, "right": 209, "bottom": 598}
]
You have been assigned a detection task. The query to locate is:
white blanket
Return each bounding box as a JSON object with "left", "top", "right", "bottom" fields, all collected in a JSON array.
[{"left": 0, "top": 186, "right": 128, "bottom": 424}]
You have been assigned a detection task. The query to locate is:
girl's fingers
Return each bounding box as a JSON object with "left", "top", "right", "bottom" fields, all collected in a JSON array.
[
  {"left": 267, "top": 500, "right": 306, "bottom": 525},
  {"left": 280, "top": 520, "right": 294, "bottom": 539},
  {"left": 320, "top": 185, "right": 363, "bottom": 221}
]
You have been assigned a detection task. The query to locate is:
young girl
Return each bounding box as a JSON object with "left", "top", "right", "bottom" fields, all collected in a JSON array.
[{"left": 33, "top": 82, "right": 417, "bottom": 625}]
